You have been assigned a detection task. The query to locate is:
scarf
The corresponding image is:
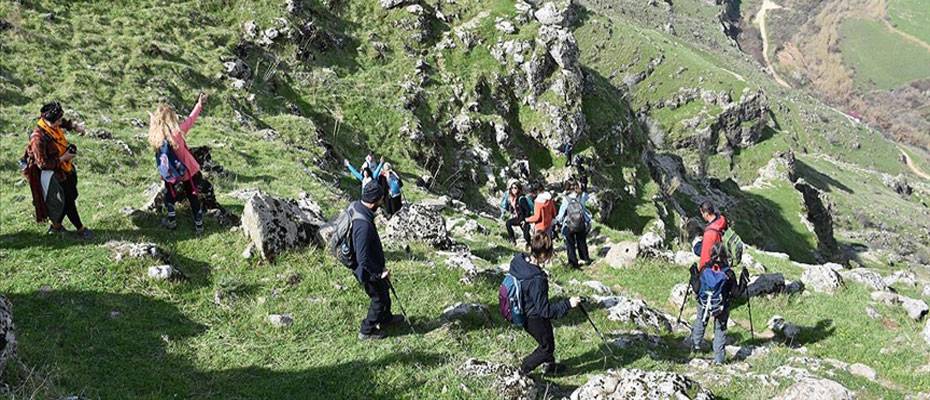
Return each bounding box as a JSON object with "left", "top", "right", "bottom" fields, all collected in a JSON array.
[{"left": 37, "top": 118, "right": 73, "bottom": 173}]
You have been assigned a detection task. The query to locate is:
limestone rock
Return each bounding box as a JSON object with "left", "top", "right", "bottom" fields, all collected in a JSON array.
[
  {"left": 147, "top": 265, "right": 176, "bottom": 280},
  {"left": 638, "top": 232, "right": 665, "bottom": 258},
  {"left": 268, "top": 313, "right": 294, "bottom": 328},
  {"left": 533, "top": 0, "right": 574, "bottom": 27},
  {"left": 840, "top": 268, "right": 889, "bottom": 291},
  {"left": 768, "top": 315, "right": 800, "bottom": 343},
  {"left": 240, "top": 191, "right": 324, "bottom": 260},
  {"left": 669, "top": 283, "right": 689, "bottom": 307},
  {"left": 583, "top": 280, "right": 613, "bottom": 296},
  {"left": 773, "top": 378, "right": 854, "bottom": 400},
  {"left": 801, "top": 265, "right": 843, "bottom": 294},
  {"left": 570, "top": 368, "right": 714, "bottom": 400},
  {"left": 596, "top": 295, "right": 673, "bottom": 333},
  {"left": 884, "top": 270, "right": 919, "bottom": 288},
  {"left": 923, "top": 319, "right": 930, "bottom": 347},
  {"left": 383, "top": 202, "right": 453, "bottom": 249},
  {"left": 379, "top": 0, "right": 407, "bottom": 10},
  {"left": 794, "top": 180, "right": 839, "bottom": 259},
  {"left": 441, "top": 303, "right": 488, "bottom": 323},
  {"left": 605, "top": 242, "right": 639, "bottom": 268},
  {"left": 459, "top": 359, "right": 539, "bottom": 400},
  {"left": 105, "top": 240, "right": 165, "bottom": 262},
  {"left": 902, "top": 296, "right": 929, "bottom": 321},
  {"left": 848, "top": 363, "right": 876, "bottom": 381}
]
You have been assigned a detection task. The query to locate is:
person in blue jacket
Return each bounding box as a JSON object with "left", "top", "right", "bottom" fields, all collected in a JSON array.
[
  {"left": 344, "top": 154, "right": 384, "bottom": 193},
  {"left": 381, "top": 162, "right": 404, "bottom": 217},
  {"left": 509, "top": 232, "right": 582, "bottom": 375}
]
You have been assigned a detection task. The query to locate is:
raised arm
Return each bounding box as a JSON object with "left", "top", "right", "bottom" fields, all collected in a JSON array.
[
  {"left": 179, "top": 94, "right": 206, "bottom": 136},
  {"left": 346, "top": 163, "right": 364, "bottom": 181}
]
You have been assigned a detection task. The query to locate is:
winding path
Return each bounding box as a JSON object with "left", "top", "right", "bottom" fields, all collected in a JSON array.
[
  {"left": 899, "top": 147, "right": 930, "bottom": 180},
  {"left": 880, "top": 0, "right": 930, "bottom": 53},
  {"left": 756, "top": 0, "right": 791, "bottom": 88}
]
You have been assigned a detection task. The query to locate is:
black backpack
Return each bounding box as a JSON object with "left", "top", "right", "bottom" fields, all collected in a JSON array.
[
  {"left": 328, "top": 205, "right": 367, "bottom": 270},
  {"left": 564, "top": 197, "right": 587, "bottom": 233}
]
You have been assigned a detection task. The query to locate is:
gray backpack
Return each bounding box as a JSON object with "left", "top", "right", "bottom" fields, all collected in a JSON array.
[{"left": 565, "top": 197, "right": 586, "bottom": 233}]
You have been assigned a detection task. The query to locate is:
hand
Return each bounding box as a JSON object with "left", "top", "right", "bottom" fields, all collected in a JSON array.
[
  {"left": 60, "top": 152, "right": 75, "bottom": 162},
  {"left": 380, "top": 156, "right": 385, "bottom": 163},
  {"left": 570, "top": 296, "right": 582, "bottom": 308},
  {"left": 381, "top": 270, "right": 390, "bottom": 280},
  {"left": 198, "top": 92, "right": 209, "bottom": 104},
  {"left": 343, "top": 159, "right": 350, "bottom": 167}
]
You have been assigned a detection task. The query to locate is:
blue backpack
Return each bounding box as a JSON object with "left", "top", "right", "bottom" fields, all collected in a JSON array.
[
  {"left": 697, "top": 242, "right": 735, "bottom": 320},
  {"left": 499, "top": 273, "right": 526, "bottom": 327},
  {"left": 155, "top": 140, "right": 187, "bottom": 183}
]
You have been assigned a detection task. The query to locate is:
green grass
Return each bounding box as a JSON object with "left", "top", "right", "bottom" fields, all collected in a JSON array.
[
  {"left": 887, "top": 0, "right": 930, "bottom": 47},
  {"left": 839, "top": 18, "right": 930, "bottom": 90}
]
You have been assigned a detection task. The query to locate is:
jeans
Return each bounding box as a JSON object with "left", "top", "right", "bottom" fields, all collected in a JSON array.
[
  {"left": 506, "top": 217, "right": 531, "bottom": 244},
  {"left": 564, "top": 228, "right": 590, "bottom": 267},
  {"left": 521, "top": 317, "right": 556, "bottom": 373},
  {"left": 360, "top": 279, "right": 392, "bottom": 334},
  {"left": 692, "top": 301, "right": 728, "bottom": 364}
]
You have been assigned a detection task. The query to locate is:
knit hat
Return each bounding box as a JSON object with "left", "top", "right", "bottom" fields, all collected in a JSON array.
[{"left": 362, "top": 181, "right": 384, "bottom": 203}]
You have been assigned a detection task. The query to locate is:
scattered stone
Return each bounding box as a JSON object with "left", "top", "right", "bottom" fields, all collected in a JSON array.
[
  {"left": 604, "top": 241, "right": 639, "bottom": 268},
  {"left": 801, "top": 265, "right": 843, "bottom": 294},
  {"left": 383, "top": 202, "right": 453, "bottom": 249},
  {"left": 902, "top": 296, "right": 929, "bottom": 321},
  {"left": 445, "top": 252, "right": 479, "bottom": 277},
  {"left": 884, "top": 270, "right": 919, "bottom": 288},
  {"left": 441, "top": 303, "right": 488, "bottom": 324},
  {"left": 459, "top": 359, "right": 539, "bottom": 400},
  {"left": 840, "top": 268, "right": 889, "bottom": 291},
  {"left": 637, "top": 232, "right": 664, "bottom": 258},
  {"left": 570, "top": 368, "right": 714, "bottom": 400},
  {"left": 596, "top": 295, "right": 674, "bottom": 333},
  {"left": 865, "top": 305, "right": 881, "bottom": 320},
  {"left": 583, "top": 280, "right": 612, "bottom": 296},
  {"left": 147, "top": 265, "right": 176, "bottom": 280},
  {"left": 848, "top": 363, "right": 876, "bottom": 381},
  {"left": 240, "top": 191, "right": 324, "bottom": 260},
  {"left": 105, "top": 240, "right": 165, "bottom": 262},
  {"left": 773, "top": 377, "right": 854, "bottom": 400},
  {"left": 673, "top": 251, "right": 699, "bottom": 267},
  {"left": 268, "top": 313, "right": 294, "bottom": 328}
]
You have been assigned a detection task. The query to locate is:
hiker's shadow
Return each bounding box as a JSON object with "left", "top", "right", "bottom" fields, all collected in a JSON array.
[{"left": 560, "top": 331, "right": 689, "bottom": 377}]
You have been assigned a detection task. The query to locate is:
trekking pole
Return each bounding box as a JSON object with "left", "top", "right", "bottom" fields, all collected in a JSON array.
[
  {"left": 578, "top": 299, "right": 616, "bottom": 357},
  {"left": 676, "top": 281, "right": 692, "bottom": 326},
  {"left": 387, "top": 280, "right": 417, "bottom": 335}
]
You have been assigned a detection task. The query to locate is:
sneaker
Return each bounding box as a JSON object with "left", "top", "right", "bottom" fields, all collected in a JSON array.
[
  {"left": 161, "top": 218, "right": 177, "bottom": 230},
  {"left": 76, "top": 228, "right": 94, "bottom": 240},
  {"left": 358, "top": 331, "right": 386, "bottom": 341},
  {"left": 542, "top": 362, "right": 567, "bottom": 376}
]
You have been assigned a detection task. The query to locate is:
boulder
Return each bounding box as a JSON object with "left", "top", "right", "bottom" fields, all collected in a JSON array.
[
  {"left": 801, "top": 265, "right": 843, "bottom": 294},
  {"left": 746, "top": 273, "right": 786, "bottom": 297},
  {"left": 794, "top": 180, "right": 839, "bottom": 260},
  {"left": 570, "top": 368, "right": 714, "bottom": 400},
  {"left": 673, "top": 251, "right": 699, "bottom": 267},
  {"left": 383, "top": 202, "right": 453, "bottom": 249},
  {"left": 0, "top": 296, "right": 15, "bottom": 378},
  {"left": 669, "top": 283, "right": 689, "bottom": 307},
  {"left": 268, "top": 313, "right": 294, "bottom": 328},
  {"left": 596, "top": 295, "right": 673, "bottom": 333},
  {"left": 637, "top": 232, "right": 665, "bottom": 258},
  {"left": 533, "top": 0, "right": 575, "bottom": 27},
  {"left": 441, "top": 303, "right": 488, "bottom": 324},
  {"left": 840, "top": 268, "right": 889, "bottom": 291},
  {"left": 240, "top": 191, "right": 324, "bottom": 260},
  {"left": 884, "top": 270, "right": 919, "bottom": 288},
  {"left": 902, "top": 296, "right": 929, "bottom": 321},
  {"left": 773, "top": 378, "right": 854, "bottom": 400},
  {"left": 604, "top": 241, "right": 639, "bottom": 269},
  {"left": 459, "top": 359, "right": 539, "bottom": 400},
  {"left": 147, "top": 265, "right": 176, "bottom": 280}
]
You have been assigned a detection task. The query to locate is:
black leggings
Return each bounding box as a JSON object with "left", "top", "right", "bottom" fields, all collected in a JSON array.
[
  {"left": 521, "top": 317, "right": 556, "bottom": 373},
  {"left": 54, "top": 171, "right": 83, "bottom": 229},
  {"left": 506, "top": 217, "right": 530, "bottom": 243},
  {"left": 165, "top": 174, "right": 203, "bottom": 222}
]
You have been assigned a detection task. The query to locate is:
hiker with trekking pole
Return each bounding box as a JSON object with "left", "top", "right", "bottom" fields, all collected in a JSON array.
[
  {"left": 498, "top": 232, "right": 582, "bottom": 375},
  {"left": 326, "top": 181, "right": 409, "bottom": 340}
]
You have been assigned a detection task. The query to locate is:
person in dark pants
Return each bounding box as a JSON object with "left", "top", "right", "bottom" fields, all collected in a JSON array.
[
  {"left": 25, "top": 101, "right": 93, "bottom": 239},
  {"left": 353, "top": 181, "right": 404, "bottom": 340},
  {"left": 556, "top": 181, "right": 592, "bottom": 268},
  {"left": 690, "top": 200, "right": 732, "bottom": 364},
  {"left": 500, "top": 180, "right": 532, "bottom": 245},
  {"left": 508, "top": 232, "right": 582, "bottom": 375}
]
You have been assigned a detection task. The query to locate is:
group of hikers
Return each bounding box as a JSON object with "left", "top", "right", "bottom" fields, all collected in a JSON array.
[{"left": 21, "top": 98, "right": 739, "bottom": 376}]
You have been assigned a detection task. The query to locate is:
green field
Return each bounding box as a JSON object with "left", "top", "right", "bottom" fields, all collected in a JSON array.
[
  {"left": 839, "top": 18, "right": 930, "bottom": 90},
  {"left": 887, "top": 0, "right": 930, "bottom": 47}
]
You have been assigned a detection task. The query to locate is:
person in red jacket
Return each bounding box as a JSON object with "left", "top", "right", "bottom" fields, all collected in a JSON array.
[
  {"left": 525, "top": 189, "right": 556, "bottom": 237},
  {"left": 691, "top": 200, "right": 730, "bottom": 364},
  {"left": 698, "top": 201, "right": 728, "bottom": 272}
]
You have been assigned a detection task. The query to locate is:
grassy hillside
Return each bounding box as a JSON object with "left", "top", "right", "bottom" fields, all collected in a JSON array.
[
  {"left": 2, "top": 0, "right": 930, "bottom": 399},
  {"left": 887, "top": 0, "right": 930, "bottom": 45},
  {"left": 839, "top": 18, "right": 930, "bottom": 90}
]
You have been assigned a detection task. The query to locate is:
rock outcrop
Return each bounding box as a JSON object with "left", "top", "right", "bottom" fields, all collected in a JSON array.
[
  {"left": 570, "top": 368, "right": 715, "bottom": 400},
  {"left": 240, "top": 191, "right": 325, "bottom": 260},
  {"left": 794, "top": 179, "right": 839, "bottom": 261},
  {"left": 383, "top": 202, "right": 453, "bottom": 249},
  {"left": 595, "top": 295, "right": 675, "bottom": 333},
  {"left": 773, "top": 377, "right": 854, "bottom": 400},
  {"left": 459, "top": 359, "right": 539, "bottom": 400},
  {"left": 800, "top": 265, "right": 844, "bottom": 294}
]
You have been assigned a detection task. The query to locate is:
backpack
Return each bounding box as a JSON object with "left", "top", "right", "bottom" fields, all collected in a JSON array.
[
  {"left": 155, "top": 141, "right": 188, "bottom": 184},
  {"left": 697, "top": 242, "right": 735, "bottom": 319},
  {"left": 708, "top": 220, "right": 744, "bottom": 269},
  {"left": 564, "top": 197, "right": 586, "bottom": 233},
  {"left": 327, "top": 205, "right": 368, "bottom": 270},
  {"left": 499, "top": 273, "right": 526, "bottom": 327}
]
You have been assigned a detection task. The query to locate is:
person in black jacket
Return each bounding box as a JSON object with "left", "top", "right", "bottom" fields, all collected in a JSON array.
[
  {"left": 500, "top": 180, "right": 532, "bottom": 245},
  {"left": 509, "top": 232, "right": 582, "bottom": 375},
  {"left": 353, "top": 181, "right": 403, "bottom": 340}
]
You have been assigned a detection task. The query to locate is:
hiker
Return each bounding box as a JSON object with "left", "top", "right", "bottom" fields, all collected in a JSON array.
[
  {"left": 21, "top": 102, "right": 93, "bottom": 238},
  {"left": 690, "top": 200, "right": 733, "bottom": 364},
  {"left": 525, "top": 186, "right": 556, "bottom": 238},
  {"left": 509, "top": 232, "right": 582, "bottom": 375},
  {"left": 148, "top": 92, "right": 208, "bottom": 233},
  {"left": 380, "top": 162, "right": 404, "bottom": 217},
  {"left": 555, "top": 180, "right": 592, "bottom": 268},
  {"left": 558, "top": 140, "right": 574, "bottom": 166},
  {"left": 500, "top": 180, "right": 533, "bottom": 245},
  {"left": 344, "top": 155, "right": 384, "bottom": 191},
  {"left": 352, "top": 181, "right": 404, "bottom": 340}
]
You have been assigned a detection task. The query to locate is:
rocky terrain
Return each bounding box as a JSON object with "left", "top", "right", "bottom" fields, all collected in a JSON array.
[{"left": 1, "top": 0, "right": 930, "bottom": 399}]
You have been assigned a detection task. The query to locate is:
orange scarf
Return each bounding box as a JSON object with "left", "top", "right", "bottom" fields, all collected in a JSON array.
[{"left": 37, "top": 118, "right": 73, "bottom": 173}]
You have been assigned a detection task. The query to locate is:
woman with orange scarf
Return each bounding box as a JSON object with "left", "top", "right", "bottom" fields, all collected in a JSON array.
[{"left": 24, "top": 102, "right": 93, "bottom": 239}]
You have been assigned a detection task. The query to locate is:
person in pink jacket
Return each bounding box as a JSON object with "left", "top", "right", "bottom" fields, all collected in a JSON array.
[{"left": 148, "top": 93, "right": 207, "bottom": 233}]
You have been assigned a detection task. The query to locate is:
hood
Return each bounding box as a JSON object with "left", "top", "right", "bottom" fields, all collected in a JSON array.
[
  {"left": 536, "top": 191, "right": 552, "bottom": 202},
  {"left": 509, "top": 254, "right": 544, "bottom": 280},
  {"left": 707, "top": 214, "right": 728, "bottom": 232}
]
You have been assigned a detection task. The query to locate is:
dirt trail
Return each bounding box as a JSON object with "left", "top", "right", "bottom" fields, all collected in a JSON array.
[
  {"left": 880, "top": 0, "right": 930, "bottom": 53},
  {"left": 756, "top": 0, "right": 791, "bottom": 88},
  {"left": 899, "top": 147, "right": 930, "bottom": 180}
]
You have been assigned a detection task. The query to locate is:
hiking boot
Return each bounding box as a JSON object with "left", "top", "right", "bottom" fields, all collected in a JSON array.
[
  {"left": 195, "top": 223, "right": 204, "bottom": 235},
  {"left": 542, "top": 362, "right": 567, "bottom": 376},
  {"left": 161, "top": 218, "right": 177, "bottom": 230},
  {"left": 76, "top": 228, "right": 94, "bottom": 240},
  {"left": 358, "top": 331, "right": 386, "bottom": 341},
  {"left": 47, "top": 225, "right": 66, "bottom": 236}
]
